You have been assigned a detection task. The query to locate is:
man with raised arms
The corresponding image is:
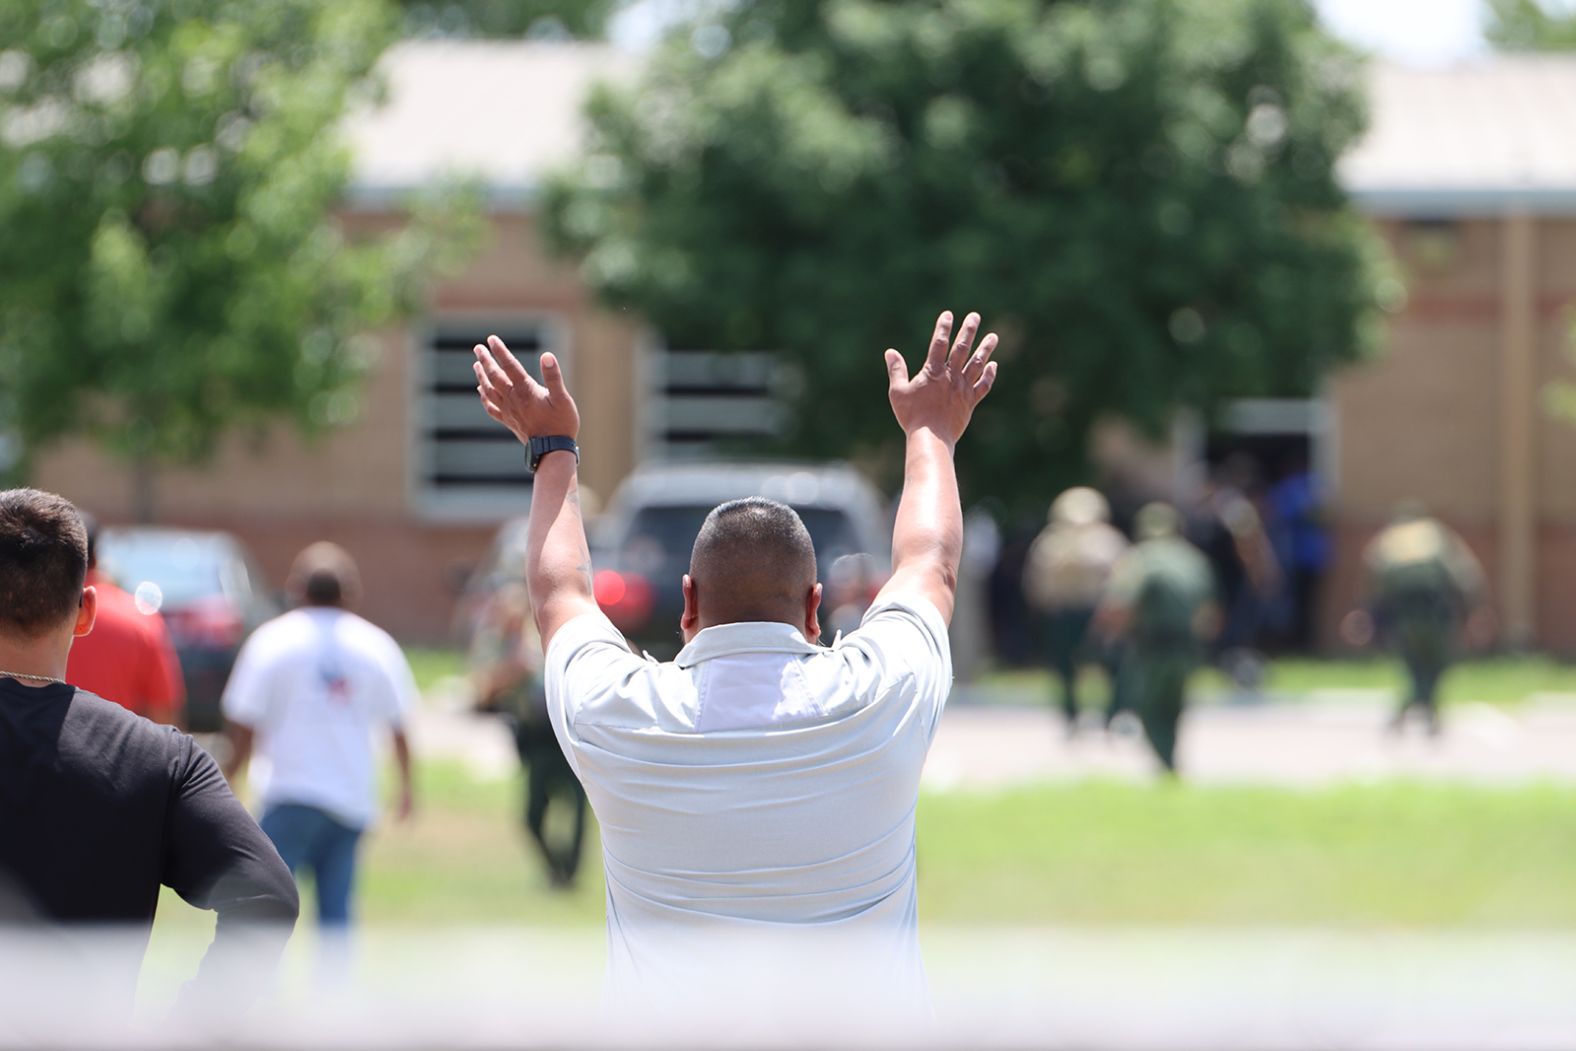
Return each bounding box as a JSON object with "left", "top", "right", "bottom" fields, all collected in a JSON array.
[{"left": 472, "top": 311, "right": 999, "bottom": 1022}]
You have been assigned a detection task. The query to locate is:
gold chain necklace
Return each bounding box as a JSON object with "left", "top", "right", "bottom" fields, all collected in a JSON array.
[{"left": 0, "top": 670, "right": 67, "bottom": 686}]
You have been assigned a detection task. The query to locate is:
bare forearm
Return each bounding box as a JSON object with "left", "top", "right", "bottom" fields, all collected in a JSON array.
[
  {"left": 526, "top": 452, "right": 597, "bottom": 647},
  {"left": 392, "top": 731, "right": 413, "bottom": 791},
  {"left": 877, "top": 310, "right": 997, "bottom": 622},
  {"left": 884, "top": 427, "right": 964, "bottom": 622}
]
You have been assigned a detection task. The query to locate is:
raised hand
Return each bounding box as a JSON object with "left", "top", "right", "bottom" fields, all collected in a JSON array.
[
  {"left": 472, "top": 335, "right": 581, "bottom": 445},
  {"left": 884, "top": 310, "right": 999, "bottom": 446}
]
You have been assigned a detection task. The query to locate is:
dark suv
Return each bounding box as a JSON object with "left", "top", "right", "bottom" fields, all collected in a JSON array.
[{"left": 587, "top": 462, "right": 891, "bottom": 658}]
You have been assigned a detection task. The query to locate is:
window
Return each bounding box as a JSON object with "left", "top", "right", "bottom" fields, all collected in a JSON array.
[
  {"left": 413, "top": 316, "right": 562, "bottom": 517},
  {"left": 640, "top": 347, "right": 788, "bottom": 461}
]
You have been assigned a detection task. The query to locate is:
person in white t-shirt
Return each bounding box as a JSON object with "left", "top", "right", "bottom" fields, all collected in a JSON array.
[
  {"left": 221, "top": 543, "right": 416, "bottom": 929},
  {"left": 471, "top": 309, "right": 1000, "bottom": 1022}
]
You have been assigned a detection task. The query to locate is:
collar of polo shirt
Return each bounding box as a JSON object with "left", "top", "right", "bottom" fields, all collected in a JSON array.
[{"left": 673, "top": 621, "right": 823, "bottom": 670}]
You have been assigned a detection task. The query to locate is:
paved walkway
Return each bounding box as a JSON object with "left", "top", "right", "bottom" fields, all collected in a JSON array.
[
  {"left": 412, "top": 681, "right": 1576, "bottom": 788},
  {"left": 925, "top": 695, "right": 1576, "bottom": 788}
]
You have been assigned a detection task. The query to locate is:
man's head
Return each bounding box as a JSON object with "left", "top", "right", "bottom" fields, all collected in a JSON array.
[
  {"left": 681, "top": 497, "right": 821, "bottom": 643},
  {"left": 0, "top": 489, "right": 96, "bottom": 643},
  {"left": 287, "top": 542, "right": 361, "bottom": 609},
  {"left": 1050, "top": 487, "right": 1110, "bottom": 528}
]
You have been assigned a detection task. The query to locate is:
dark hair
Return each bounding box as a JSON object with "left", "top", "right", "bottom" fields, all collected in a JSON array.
[
  {"left": 79, "top": 511, "right": 100, "bottom": 569},
  {"left": 303, "top": 570, "right": 343, "bottom": 606},
  {"left": 0, "top": 489, "right": 88, "bottom": 636},
  {"left": 287, "top": 541, "right": 361, "bottom": 609},
  {"left": 689, "top": 497, "right": 817, "bottom": 624}
]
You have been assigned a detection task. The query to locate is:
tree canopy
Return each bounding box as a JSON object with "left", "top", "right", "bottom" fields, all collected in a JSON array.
[
  {"left": 0, "top": 0, "right": 478, "bottom": 500},
  {"left": 543, "top": 0, "right": 1394, "bottom": 509},
  {"left": 1486, "top": 0, "right": 1576, "bottom": 50}
]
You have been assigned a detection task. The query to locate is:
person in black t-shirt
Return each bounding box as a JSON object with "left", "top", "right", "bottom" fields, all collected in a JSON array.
[{"left": 0, "top": 488, "right": 299, "bottom": 1008}]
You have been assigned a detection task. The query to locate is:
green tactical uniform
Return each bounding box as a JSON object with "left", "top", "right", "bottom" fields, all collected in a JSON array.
[
  {"left": 1023, "top": 488, "right": 1129, "bottom": 730},
  {"left": 1364, "top": 515, "right": 1482, "bottom": 733},
  {"left": 471, "top": 599, "right": 588, "bottom": 887},
  {"left": 1105, "top": 514, "right": 1216, "bottom": 773}
]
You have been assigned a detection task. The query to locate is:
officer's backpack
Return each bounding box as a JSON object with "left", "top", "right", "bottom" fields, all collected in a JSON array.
[
  {"left": 1134, "top": 551, "right": 1209, "bottom": 645},
  {"left": 1372, "top": 523, "right": 1462, "bottom": 616}
]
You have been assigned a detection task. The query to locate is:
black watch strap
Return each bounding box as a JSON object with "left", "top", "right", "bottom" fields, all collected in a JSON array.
[{"left": 527, "top": 435, "right": 580, "bottom": 473}]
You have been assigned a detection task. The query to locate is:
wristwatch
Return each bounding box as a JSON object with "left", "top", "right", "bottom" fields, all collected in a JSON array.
[{"left": 527, "top": 435, "right": 580, "bottom": 473}]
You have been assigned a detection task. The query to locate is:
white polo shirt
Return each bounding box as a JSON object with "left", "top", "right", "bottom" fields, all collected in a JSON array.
[{"left": 544, "top": 594, "right": 952, "bottom": 1011}]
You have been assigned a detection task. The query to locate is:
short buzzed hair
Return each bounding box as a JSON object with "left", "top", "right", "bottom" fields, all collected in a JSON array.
[
  {"left": 0, "top": 489, "right": 88, "bottom": 637},
  {"left": 689, "top": 498, "right": 817, "bottom": 624}
]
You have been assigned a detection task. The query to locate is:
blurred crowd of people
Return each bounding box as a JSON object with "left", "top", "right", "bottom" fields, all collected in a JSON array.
[
  {"left": 1020, "top": 489, "right": 1216, "bottom": 773},
  {"left": 1014, "top": 468, "right": 1489, "bottom": 770}
]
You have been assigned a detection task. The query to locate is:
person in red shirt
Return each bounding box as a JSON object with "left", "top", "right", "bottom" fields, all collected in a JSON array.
[{"left": 65, "top": 516, "right": 185, "bottom": 725}]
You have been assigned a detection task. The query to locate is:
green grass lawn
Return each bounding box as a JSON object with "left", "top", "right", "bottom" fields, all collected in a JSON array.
[
  {"left": 982, "top": 655, "right": 1576, "bottom": 708},
  {"left": 153, "top": 760, "right": 1576, "bottom": 938},
  {"left": 405, "top": 647, "right": 468, "bottom": 696},
  {"left": 917, "top": 779, "right": 1576, "bottom": 928}
]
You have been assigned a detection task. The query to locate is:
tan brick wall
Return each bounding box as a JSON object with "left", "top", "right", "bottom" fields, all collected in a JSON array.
[
  {"left": 1536, "top": 524, "right": 1576, "bottom": 653},
  {"left": 1332, "top": 218, "right": 1503, "bottom": 524},
  {"left": 1331, "top": 316, "right": 1501, "bottom": 523},
  {"left": 1534, "top": 219, "right": 1576, "bottom": 523}
]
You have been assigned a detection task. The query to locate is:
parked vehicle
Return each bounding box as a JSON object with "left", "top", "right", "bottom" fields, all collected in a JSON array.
[
  {"left": 590, "top": 462, "right": 891, "bottom": 657},
  {"left": 454, "top": 516, "right": 530, "bottom": 688},
  {"left": 96, "top": 528, "right": 279, "bottom": 733}
]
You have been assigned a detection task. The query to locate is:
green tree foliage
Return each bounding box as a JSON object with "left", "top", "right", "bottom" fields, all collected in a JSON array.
[
  {"left": 1486, "top": 0, "right": 1576, "bottom": 50},
  {"left": 0, "top": 0, "right": 480, "bottom": 493},
  {"left": 543, "top": 0, "right": 1394, "bottom": 507},
  {"left": 399, "top": 0, "right": 625, "bottom": 39}
]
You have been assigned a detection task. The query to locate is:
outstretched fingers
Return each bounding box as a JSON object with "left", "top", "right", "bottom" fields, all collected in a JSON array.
[
  {"left": 487, "top": 334, "right": 534, "bottom": 388},
  {"left": 972, "top": 360, "right": 999, "bottom": 401},
  {"left": 473, "top": 342, "right": 516, "bottom": 394},
  {"left": 472, "top": 359, "right": 505, "bottom": 414},
  {"left": 947, "top": 312, "right": 981, "bottom": 372},
  {"left": 963, "top": 331, "right": 998, "bottom": 385},
  {"left": 924, "top": 311, "right": 954, "bottom": 372}
]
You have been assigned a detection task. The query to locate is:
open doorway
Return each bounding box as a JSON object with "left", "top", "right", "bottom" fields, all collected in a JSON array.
[{"left": 1189, "top": 398, "right": 1336, "bottom": 654}]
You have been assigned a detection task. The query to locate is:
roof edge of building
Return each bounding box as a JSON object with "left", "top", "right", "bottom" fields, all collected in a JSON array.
[
  {"left": 1352, "top": 186, "right": 1576, "bottom": 216},
  {"left": 344, "top": 181, "right": 537, "bottom": 214}
]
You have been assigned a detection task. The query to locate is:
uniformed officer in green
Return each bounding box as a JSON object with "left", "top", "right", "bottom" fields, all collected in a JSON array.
[
  {"left": 470, "top": 582, "right": 588, "bottom": 886},
  {"left": 1358, "top": 504, "right": 1485, "bottom": 735},
  {"left": 1097, "top": 503, "right": 1218, "bottom": 774},
  {"left": 1022, "top": 487, "right": 1129, "bottom": 734}
]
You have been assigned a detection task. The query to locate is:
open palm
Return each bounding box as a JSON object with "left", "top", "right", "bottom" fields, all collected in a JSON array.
[{"left": 884, "top": 311, "right": 999, "bottom": 445}]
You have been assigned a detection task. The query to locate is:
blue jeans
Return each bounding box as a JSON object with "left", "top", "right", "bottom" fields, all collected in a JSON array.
[{"left": 259, "top": 803, "right": 363, "bottom": 928}]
